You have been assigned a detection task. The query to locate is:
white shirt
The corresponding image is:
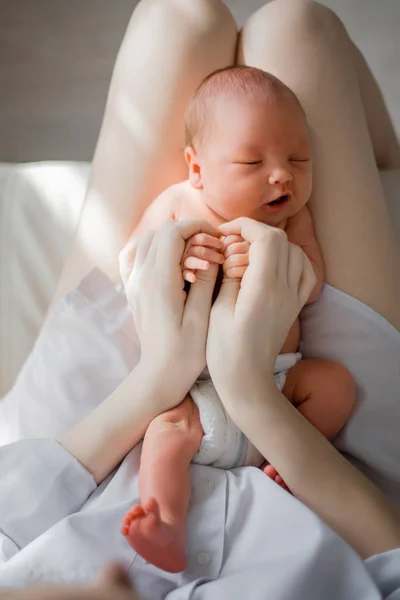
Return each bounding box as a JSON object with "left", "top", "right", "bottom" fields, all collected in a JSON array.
[{"left": 0, "top": 269, "right": 399, "bottom": 598}]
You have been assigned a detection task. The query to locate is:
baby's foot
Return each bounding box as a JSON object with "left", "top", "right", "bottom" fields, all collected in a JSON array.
[
  {"left": 263, "top": 464, "right": 290, "bottom": 491},
  {"left": 121, "top": 497, "right": 186, "bottom": 573}
]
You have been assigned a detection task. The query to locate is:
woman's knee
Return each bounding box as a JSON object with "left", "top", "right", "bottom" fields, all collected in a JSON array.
[
  {"left": 132, "top": 0, "right": 237, "bottom": 39},
  {"left": 240, "top": 0, "right": 348, "bottom": 53}
]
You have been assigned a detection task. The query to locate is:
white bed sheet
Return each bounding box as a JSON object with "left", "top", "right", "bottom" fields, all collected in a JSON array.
[{"left": 0, "top": 162, "right": 90, "bottom": 396}]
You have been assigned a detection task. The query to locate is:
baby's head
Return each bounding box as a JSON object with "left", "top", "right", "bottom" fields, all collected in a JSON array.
[{"left": 184, "top": 66, "right": 312, "bottom": 225}]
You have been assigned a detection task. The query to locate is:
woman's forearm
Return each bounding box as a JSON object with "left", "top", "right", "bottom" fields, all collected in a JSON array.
[
  {"left": 58, "top": 363, "right": 167, "bottom": 484},
  {"left": 224, "top": 377, "right": 400, "bottom": 558}
]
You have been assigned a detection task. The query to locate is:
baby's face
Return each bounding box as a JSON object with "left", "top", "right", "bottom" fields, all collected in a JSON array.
[{"left": 189, "top": 96, "right": 312, "bottom": 226}]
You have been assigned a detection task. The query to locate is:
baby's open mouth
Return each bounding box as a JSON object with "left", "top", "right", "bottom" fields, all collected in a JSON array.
[
  {"left": 268, "top": 194, "right": 290, "bottom": 207},
  {"left": 263, "top": 194, "right": 290, "bottom": 213}
]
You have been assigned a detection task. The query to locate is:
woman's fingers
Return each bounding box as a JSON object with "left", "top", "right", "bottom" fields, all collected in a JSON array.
[
  {"left": 184, "top": 256, "right": 210, "bottom": 271},
  {"left": 223, "top": 253, "right": 249, "bottom": 272},
  {"left": 298, "top": 253, "right": 317, "bottom": 307},
  {"left": 183, "top": 269, "right": 196, "bottom": 283},
  {"left": 190, "top": 232, "right": 223, "bottom": 250},
  {"left": 224, "top": 265, "right": 247, "bottom": 279},
  {"left": 184, "top": 246, "right": 224, "bottom": 266},
  {"left": 212, "top": 276, "right": 241, "bottom": 318},
  {"left": 221, "top": 234, "right": 244, "bottom": 252},
  {"left": 287, "top": 243, "right": 304, "bottom": 291},
  {"left": 136, "top": 230, "right": 156, "bottom": 271},
  {"left": 219, "top": 217, "right": 273, "bottom": 244},
  {"left": 184, "top": 263, "right": 219, "bottom": 326},
  {"left": 119, "top": 238, "right": 138, "bottom": 287},
  {"left": 119, "top": 230, "right": 156, "bottom": 287},
  {"left": 157, "top": 219, "right": 220, "bottom": 269}
]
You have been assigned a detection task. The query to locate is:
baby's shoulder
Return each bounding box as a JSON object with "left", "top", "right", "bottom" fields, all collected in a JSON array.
[{"left": 155, "top": 180, "right": 199, "bottom": 217}]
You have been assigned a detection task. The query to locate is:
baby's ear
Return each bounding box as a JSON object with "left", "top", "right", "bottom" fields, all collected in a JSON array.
[{"left": 185, "top": 146, "right": 203, "bottom": 190}]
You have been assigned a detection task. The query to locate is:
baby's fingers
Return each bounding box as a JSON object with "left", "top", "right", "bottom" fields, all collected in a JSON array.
[
  {"left": 183, "top": 256, "right": 210, "bottom": 271},
  {"left": 183, "top": 269, "right": 197, "bottom": 283},
  {"left": 186, "top": 245, "right": 224, "bottom": 265},
  {"left": 189, "top": 233, "right": 223, "bottom": 250}
]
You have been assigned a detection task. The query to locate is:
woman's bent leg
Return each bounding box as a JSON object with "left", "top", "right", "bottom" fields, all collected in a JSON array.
[
  {"left": 350, "top": 41, "right": 400, "bottom": 170},
  {"left": 54, "top": 0, "right": 237, "bottom": 301},
  {"left": 238, "top": 0, "right": 400, "bottom": 330}
]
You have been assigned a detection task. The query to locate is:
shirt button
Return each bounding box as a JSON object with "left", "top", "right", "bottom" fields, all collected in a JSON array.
[
  {"left": 204, "top": 478, "right": 214, "bottom": 493},
  {"left": 197, "top": 552, "right": 211, "bottom": 566}
]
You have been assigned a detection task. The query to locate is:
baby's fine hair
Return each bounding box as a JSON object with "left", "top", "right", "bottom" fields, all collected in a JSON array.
[{"left": 184, "top": 66, "right": 304, "bottom": 148}]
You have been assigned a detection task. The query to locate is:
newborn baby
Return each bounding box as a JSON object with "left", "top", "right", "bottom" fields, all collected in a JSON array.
[{"left": 121, "top": 67, "right": 356, "bottom": 572}]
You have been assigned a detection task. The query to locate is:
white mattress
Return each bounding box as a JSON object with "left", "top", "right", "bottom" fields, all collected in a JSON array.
[{"left": 0, "top": 162, "right": 90, "bottom": 395}]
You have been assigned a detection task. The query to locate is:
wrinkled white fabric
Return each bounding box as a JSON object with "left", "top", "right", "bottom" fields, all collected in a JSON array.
[
  {"left": 0, "top": 267, "right": 399, "bottom": 598},
  {"left": 191, "top": 353, "right": 301, "bottom": 468}
]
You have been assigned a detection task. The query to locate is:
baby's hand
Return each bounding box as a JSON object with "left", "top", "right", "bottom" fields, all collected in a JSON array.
[
  {"left": 222, "top": 235, "right": 250, "bottom": 279},
  {"left": 182, "top": 233, "right": 224, "bottom": 283}
]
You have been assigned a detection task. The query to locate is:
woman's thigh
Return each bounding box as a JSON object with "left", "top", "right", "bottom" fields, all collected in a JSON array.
[
  {"left": 238, "top": 0, "right": 400, "bottom": 330},
  {"left": 55, "top": 0, "right": 237, "bottom": 302}
]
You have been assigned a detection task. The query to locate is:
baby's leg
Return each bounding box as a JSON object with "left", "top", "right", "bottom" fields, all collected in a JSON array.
[
  {"left": 121, "top": 395, "right": 203, "bottom": 573},
  {"left": 264, "top": 359, "right": 356, "bottom": 488},
  {"left": 283, "top": 359, "right": 356, "bottom": 440}
]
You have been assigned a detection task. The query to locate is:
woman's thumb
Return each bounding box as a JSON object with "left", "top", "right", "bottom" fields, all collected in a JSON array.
[{"left": 184, "top": 263, "right": 219, "bottom": 318}]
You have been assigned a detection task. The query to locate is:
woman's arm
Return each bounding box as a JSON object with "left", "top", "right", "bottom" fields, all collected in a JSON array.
[
  {"left": 59, "top": 361, "right": 170, "bottom": 484},
  {"left": 0, "top": 220, "right": 218, "bottom": 563},
  {"left": 224, "top": 375, "right": 400, "bottom": 559},
  {"left": 60, "top": 219, "right": 221, "bottom": 484},
  {"left": 208, "top": 217, "right": 400, "bottom": 559},
  {"left": 0, "top": 365, "right": 165, "bottom": 556}
]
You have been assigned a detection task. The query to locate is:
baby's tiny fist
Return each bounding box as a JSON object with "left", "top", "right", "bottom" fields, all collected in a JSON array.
[
  {"left": 182, "top": 233, "right": 224, "bottom": 283},
  {"left": 222, "top": 235, "right": 250, "bottom": 280}
]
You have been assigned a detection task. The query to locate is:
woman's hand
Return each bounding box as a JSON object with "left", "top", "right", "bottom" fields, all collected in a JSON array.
[
  {"left": 119, "top": 219, "right": 219, "bottom": 407},
  {"left": 0, "top": 565, "right": 142, "bottom": 600},
  {"left": 60, "top": 220, "right": 219, "bottom": 484},
  {"left": 207, "top": 218, "right": 316, "bottom": 398}
]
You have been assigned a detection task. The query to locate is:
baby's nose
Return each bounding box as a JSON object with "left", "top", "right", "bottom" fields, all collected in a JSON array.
[{"left": 268, "top": 166, "right": 292, "bottom": 185}]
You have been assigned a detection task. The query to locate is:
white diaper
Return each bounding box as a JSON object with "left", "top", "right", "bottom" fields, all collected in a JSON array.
[{"left": 190, "top": 353, "right": 302, "bottom": 469}]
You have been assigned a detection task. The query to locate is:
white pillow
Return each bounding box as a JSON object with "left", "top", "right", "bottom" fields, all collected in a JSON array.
[{"left": 0, "top": 162, "right": 90, "bottom": 396}]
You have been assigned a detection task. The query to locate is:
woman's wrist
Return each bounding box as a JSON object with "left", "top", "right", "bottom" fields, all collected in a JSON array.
[
  {"left": 221, "top": 375, "right": 400, "bottom": 558},
  {"left": 213, "top": 361, "right": 276, "bottom": 409},
  {"left": 58, "top": 360, "right": 173, "bottom": 484}
]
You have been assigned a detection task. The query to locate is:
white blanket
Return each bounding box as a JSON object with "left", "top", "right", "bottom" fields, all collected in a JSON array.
[{"left": 0, "top": 267, "right": 399, "bottom": 597}]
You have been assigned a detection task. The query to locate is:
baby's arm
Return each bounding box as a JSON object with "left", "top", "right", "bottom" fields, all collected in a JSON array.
[
  {"left": 133, "top": 190, "right": 223, "bottom": 283},
  {"left": 285, "top": 206, "right": 324, "bottom": 303}
]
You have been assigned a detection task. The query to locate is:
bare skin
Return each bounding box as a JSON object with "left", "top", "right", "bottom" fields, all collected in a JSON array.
[
  {"left": 121, "top": 89, "right": 355, "bottom": 572},
  {"left": 0, "top": 565, "right": 141, "bottom": 600},
  {"left": 35, "top": 0, "right": 400, "bottom": 588}
]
